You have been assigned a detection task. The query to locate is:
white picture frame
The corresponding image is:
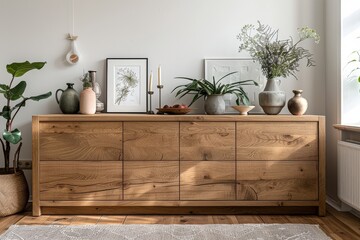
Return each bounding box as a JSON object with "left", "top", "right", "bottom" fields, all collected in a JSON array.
[
  {"left": 106, "top": 58, "right": 148, "bottom": 113},
  {"left": 204, "top": 58, "right": 265, "bottom": 113}
]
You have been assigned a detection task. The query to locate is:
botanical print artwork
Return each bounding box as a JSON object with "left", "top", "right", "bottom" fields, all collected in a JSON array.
[{"left": 114, "top": 66, "right": 141, "bottom": 105}]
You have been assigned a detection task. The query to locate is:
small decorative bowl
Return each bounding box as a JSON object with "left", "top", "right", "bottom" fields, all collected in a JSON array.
[
  {"left": 231, "top": 105, "right": 255, "bottom": 115},
  {"left": 156, "top": 108, "right": 192, "bottom": 115}
]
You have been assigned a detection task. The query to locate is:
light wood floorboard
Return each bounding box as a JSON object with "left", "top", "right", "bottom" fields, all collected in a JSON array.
[{"left": 0, "top": 205, "right": 359, "bottom": 240}]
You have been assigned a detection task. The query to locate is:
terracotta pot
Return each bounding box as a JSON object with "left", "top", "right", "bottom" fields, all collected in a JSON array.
[{"left": 0, "top": 170, "right": 29, "bottom": 217}]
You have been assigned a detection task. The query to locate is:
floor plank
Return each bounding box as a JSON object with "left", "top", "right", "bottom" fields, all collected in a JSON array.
[
  {"left": 0, "top": 213, "right": 26, "bottom": 234},
  {"left": 212, "top": 215, "right": 238, "bottom": 224},
  {"left": 235, "top": 215, "right": 264, "bottom": 223},
  {"left": 1, "top": 204, "right": 360, "bottom": 240},
  {"left": 97, "top": 215, "right": 126, "bottom": 224}
]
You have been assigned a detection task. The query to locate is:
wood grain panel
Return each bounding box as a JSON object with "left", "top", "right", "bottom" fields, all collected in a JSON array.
[
  {"left": 237, "top": 122, "right": 318, "bottom": 161},
  {"left": 124, "top": 122, "right": 179, "bottom": 160},
  {"left": 180, "top": 122, "right": 235, "bottom": 160},
  {"left": 39, "top": 122, "right": 122, "bottom": 161},
  {"left": 124, "top": 161, "right": 179, "bottom": 200},
  {"left": 40, "top": 161, "right": 122, "bottom": 201},
  {"left": 237, "top": 161, "right": 318, "bottom": 201},
  {"left": 180, "top": 161, "right": 235, "bottom": 200}
]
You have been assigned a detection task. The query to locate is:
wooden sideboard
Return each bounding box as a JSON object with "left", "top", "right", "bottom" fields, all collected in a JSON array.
[{"left": 32, "top": 114, "right": 326, "bottom": 216}]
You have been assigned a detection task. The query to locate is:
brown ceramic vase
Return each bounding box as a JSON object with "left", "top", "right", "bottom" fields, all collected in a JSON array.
[{"left": 287, "top": 90, "right": 308, "bottom": 115}]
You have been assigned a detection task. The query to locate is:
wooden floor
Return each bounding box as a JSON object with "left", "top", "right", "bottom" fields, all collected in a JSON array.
[{"left": 0, "top": 205, "right": 359, "bottom": 240}]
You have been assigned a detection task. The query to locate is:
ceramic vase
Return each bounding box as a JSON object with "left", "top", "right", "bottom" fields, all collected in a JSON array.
[
  {"left": 80, "top": 87, "right": 96, "bottom": 114},
  {"left": 259, "top": 78, "right": 286, "bottom": 115},
  {"left": 55, "top": 83, "right": 80, "bottom": 114},
  {"left": 204, "top": 95, "right": 225, "bottom": 115},
  {"left": 288, "top": 90, "right": 308, "bottom": 115},
  {"left": 88, "top": 70, "right": 104, "bottom": 113}
]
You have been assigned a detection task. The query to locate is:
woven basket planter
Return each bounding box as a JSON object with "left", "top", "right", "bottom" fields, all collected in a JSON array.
[{"left": 0, "top": 170, "right": 29, "bottom": 217}]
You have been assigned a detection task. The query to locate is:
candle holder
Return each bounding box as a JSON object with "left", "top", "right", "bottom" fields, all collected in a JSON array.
[
  {"left": 157, "top": 85, "right": 164, "bottom": 114},
  {"left": 147, "top": 91, "right": 154, "bottom": 114}
]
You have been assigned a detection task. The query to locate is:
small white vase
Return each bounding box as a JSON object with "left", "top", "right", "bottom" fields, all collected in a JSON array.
[{"left": 80, "top": 87, "right": 96, "bottom": 114}]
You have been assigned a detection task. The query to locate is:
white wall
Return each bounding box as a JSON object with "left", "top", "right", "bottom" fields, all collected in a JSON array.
[
  {"left": 325, "top": 0, "right": 341, "bottom": 202},
  {"left": 0, "top": 0, "right": 325, "bottom": 191}
]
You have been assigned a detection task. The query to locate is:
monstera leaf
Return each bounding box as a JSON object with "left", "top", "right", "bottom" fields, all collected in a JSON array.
[
  {"left": 6, "top": 61, "right": 46, "bottom": 78},
  {"left": 3, "top": 129, "right": 22, "bottom": 144}
]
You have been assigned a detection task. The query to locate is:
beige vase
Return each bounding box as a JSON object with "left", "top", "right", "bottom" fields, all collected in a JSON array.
[
  {"left": 80, "top": 87, "right": 96, "bottom": 114},
  {"left": 0, "top": 170, "right": 29, "bottom": 217}
]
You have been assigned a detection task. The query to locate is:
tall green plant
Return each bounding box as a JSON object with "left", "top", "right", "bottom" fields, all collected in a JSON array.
[
  {"left": 172, "top": 72, "right": 258, "bottom": 106},
  {"left": 0, "top": 61, "right": 52, "bottom": 174}
]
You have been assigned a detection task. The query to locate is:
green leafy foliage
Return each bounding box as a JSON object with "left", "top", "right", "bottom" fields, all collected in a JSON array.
[
  {"left": 0, "top": 61, "right": 51, "bottom": 173},
  {"left": 172, "top": 72, "right": 258, "bottom": 106},
  {"left": 7, "top": 61, "right": 46, "bottom": 77},
  {"left": 237, "top": 21, "right": 320, "bottom": 80},
  {"left": 3, "top": 129, "right": 22, "bottom": 144}
]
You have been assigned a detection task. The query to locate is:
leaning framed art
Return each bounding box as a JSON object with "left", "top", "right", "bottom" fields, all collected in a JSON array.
[
  {"left": 204, "top": 58, "right": 264, "bottom": 113},
  {"left": 106, "top": 58, "right": 148, "bottom": 113}
]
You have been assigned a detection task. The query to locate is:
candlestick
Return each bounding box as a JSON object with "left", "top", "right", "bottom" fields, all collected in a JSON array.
[
  {"left": 158, "top": 65, "right": 162, "bottom": 86},
  {"left": 149, "top": 71, "right": 153, "bottom": 92},
  {"left": 156, "top": 84, "right": 164, "bottom": 114},
  {"left": 147, "top": 90, "right": 154, "bottom": 114}
]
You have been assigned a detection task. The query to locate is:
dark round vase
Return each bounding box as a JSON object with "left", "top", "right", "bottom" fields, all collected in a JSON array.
[
  {"left": 288, "top": 90, "right": 308, "bottom": 115},
  {"left": 56, "top": 83, "right": 80, "bottom": 114}
]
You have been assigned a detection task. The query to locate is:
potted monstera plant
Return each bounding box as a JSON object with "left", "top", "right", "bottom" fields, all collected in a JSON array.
[
  {"left": 173, "top": 72, "right": 258, "bottom": 114},
  {"left": 0, "top": 61, "right": 51, "bottom": 216}
]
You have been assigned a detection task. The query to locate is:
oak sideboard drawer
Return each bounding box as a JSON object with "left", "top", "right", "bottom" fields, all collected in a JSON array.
[
  {"left": 123, "top": 161, "right": 179, "bottom": 200},
  {"left": 180, "top": 122, "right": 235, "bottom": 161},
  {"left": 237, "top": 161, "right": 318, "bottom": 201},
  {"left": 123, "top": 122, "right": 179, "bottom": 161},
  {"left": 180, "top": 161, "right": 236, "bottom": 200},
  {"left": 39, "top": 122, "right": 122, "bottom": 161},
  {"left": 237, "top": 122, "right": 318, "bottom": 161},
  {"left": 39, "top": 161, "right": 122, "bottom": 201}
]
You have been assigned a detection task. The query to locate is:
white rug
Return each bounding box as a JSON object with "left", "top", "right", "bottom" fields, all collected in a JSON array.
[{"left": 0, "top": 224, "right": 331, "bottom": 240}]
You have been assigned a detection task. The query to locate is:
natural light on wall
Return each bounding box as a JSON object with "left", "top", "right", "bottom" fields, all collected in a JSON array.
[{"left": 342, "top": 0, "right": 360, "bottom": 125}]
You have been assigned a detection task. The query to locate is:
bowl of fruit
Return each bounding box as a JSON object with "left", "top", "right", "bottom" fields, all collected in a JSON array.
[{"left": 156, "top": 104, "right": 191, "bottom": 115}]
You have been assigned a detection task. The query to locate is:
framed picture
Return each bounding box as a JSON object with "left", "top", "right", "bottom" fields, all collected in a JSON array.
[
  {"left": 204, "top": 58, "right": 265, "bottom": 113},
  {"left": 106, "top": 58, "right": 148, "bottom": 113}
]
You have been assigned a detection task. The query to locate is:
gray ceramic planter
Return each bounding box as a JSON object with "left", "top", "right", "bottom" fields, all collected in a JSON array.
[
  {"left": 259, "top": 78, "right": 286, "bottom": 115},
  {"left": 204, "top": 95, "right": 225, "bottom": 115}
]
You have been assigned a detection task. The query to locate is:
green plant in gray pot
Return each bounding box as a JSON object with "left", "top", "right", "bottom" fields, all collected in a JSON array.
[
  {"left": 237, "top": 21, "right": 320, "bottom": 114},
  {"left": 172, "top": 72, "right": 258, "bottom": 114},
  {"left": 0, "top": 61, "right": 51, "bottom": 216}
]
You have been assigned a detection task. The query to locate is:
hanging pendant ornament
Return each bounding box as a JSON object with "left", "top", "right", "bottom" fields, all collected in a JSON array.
[{"left": 66, "top": 34, "right": 80, "bottom": 65}]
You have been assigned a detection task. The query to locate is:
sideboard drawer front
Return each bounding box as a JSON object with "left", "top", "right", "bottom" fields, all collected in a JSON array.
[
  {"left": 124, "top": 161, "right": 179, "bottom": 200},
  {"left": 40, "top": 161, "right": 122, "bottom": 201},
  {"left": 237, "top": 122, "right": 318, "bottom": 161},
  {"left": 180, "top": 122, "right": 235, "bottom": 161},
  {"left": 237, "top": 161, "right": 318, "bottom": 201},
  {"left": 39, "top": 122, "right": 122, "bottom": 161},
  {"left": 124, "top": 122, "right": 179, "bottom": 160},
  {"left": 180, "top": 161, "right": 236, "bottom": 200}
]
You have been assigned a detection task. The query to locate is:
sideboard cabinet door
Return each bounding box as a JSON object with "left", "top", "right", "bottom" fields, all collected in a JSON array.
[
  {"left": 124, "top": 161, "right": 179, "bottom": 200},
  {"left": 237, "top": 122, "right": 318, "bottom": 161},
  {"left": 180, "top": 122, "right": 235, "bottom": 161},
  {"left": 40, "top": 161, "right": 122, "bottom": 201},
  {"left": 124, "top": 122, "right": 179, "bottom": 161},
  {"left": 39, "top": 122, "right": 122, "bottom": 161}
]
